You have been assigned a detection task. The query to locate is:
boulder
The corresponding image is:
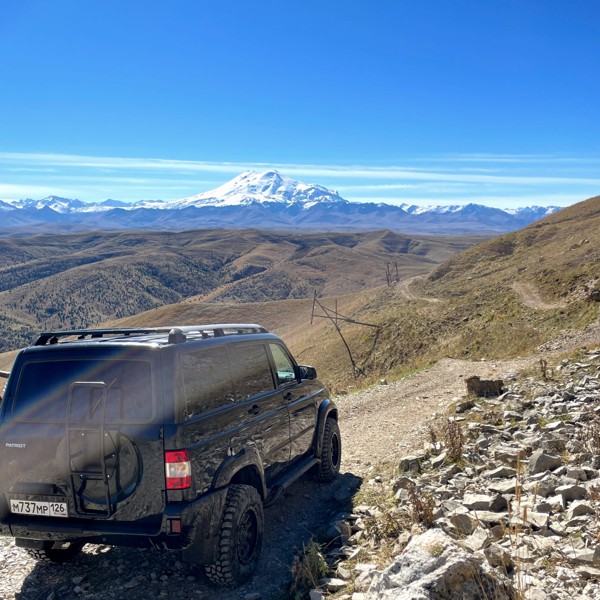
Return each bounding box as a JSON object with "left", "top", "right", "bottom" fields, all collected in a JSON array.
[{"left": 366, "top": 530, "right": 513, "bottom": 599}]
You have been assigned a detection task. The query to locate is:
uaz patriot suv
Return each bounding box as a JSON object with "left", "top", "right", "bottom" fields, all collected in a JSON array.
[{"left": 0, "top": 324, "right": 341, "bottom": 585}]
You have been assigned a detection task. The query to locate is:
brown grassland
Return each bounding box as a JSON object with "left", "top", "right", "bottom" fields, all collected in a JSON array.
[
  {"left": 0, "top": 228, "right": 476, "bottom": 355},
  {"left": 1, "top": 195, "right": 599, "bottom": 391}
]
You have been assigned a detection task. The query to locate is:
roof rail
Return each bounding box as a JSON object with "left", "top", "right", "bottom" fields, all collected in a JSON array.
[{"left": 34, "top": 324, "right": 269, "bottom": 346}]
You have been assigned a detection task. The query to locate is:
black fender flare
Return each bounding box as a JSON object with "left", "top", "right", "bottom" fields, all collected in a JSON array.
[
  {"left": 182, "top": 447, "right": 266, "bottom": 566},
  {"left": 211, "top": 446, "right": 267, "bottom": 499}
]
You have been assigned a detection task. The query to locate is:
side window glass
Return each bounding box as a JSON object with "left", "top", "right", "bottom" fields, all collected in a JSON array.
[
  {"left": 180, "top": 346, "right": 233, "bottom": 418},
  {"left": 269, "top": 344, "right": 296, "bottom": 387},
  {"left": 230, "top": 344, "right": 275, "bottom": 401}
]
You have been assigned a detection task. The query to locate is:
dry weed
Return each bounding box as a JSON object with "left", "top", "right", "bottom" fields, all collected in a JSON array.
[
  {"left": 289, "top": 539, "right": 328, "bottom": 598},
  {"left": 442, "top": 418, "right": 464, "bottom": 463},
  {"left": 407, "top": 482, "right": 436, "bottom": 528}
]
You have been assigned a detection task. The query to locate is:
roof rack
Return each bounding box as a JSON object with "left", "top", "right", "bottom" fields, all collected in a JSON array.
[{"left": 34, "top": 324, "right": 269, "bottom": 346}]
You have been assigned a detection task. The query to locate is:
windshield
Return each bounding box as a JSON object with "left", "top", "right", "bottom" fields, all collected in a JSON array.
[{"left": 12, "top": 358, "right": 153, "bottom": 423}]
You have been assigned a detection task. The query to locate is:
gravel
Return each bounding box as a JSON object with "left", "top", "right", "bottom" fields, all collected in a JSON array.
[{"left": 0, "top": 472, "right": 362, "bottom": 600}]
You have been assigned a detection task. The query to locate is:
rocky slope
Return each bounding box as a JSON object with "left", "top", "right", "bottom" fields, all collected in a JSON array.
[{"left": 319, "top": 348, "right": 600, "bottom": 600}]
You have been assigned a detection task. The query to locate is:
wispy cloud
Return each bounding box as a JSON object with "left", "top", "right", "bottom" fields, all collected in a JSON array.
[
  {"left": 0, "top": 151, "right": 598, "bottom": 207},
  {"left": 413, "top": 153, "right": 600, "bottom": 164},
  {"left": 1, "top": 151, "right": 599, "bottom": 186}
]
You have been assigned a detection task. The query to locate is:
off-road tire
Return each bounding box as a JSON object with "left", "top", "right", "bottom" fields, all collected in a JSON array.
[
  {"left": 204, "top": 484, "right": 264, "bottom": 586},
  {"left": 24, "top": 542, "right": 85, "bottom": 564},
  {"left": 315, "top": 417, "right": 341, "bottom": 482}
]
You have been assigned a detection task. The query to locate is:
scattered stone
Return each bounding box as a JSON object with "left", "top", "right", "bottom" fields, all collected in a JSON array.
[
  {"left": 466, "top": 376, "right": 504, "bottom": 398},
  {"left": 482, "top": 465, "right": 517, "bottom": 479},
  {"left": 455, "top": 399, "right": 476, "bottom": 413},
  {"left": 487, "top": 478, "right": 517, "bottom": 494},
  {"left": 352, "top": 350, "right": 600, "bottom": 600},
  {"left": 449, "top": 513, "right": 475, "bottom": 535},
  {"left": 484, "top": 542, "right": 514, "bottom": 571},
  {"left": 319, "top": 577, "right": 347, "bottom": 592},
  {"left": 567, "top": 499, "right": 595, "bottom": 519},
  {"left": 398, "top": 455, "right": 421, "bottom": 474},
  {"left": 556, "top": 483, "right": 587, "bottom": 505},
  {"left": 528, "top": 449, "right": 562, "bottom": 475}
]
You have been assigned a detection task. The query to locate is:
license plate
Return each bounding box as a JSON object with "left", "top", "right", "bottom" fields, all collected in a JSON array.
[{"left": 10, "top": 499, "right": 68, "bottom": 518}]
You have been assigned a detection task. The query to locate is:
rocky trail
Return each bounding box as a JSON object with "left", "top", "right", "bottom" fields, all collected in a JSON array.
[{"left": 1, "top": 334, "right": 599, "bottom": 600}]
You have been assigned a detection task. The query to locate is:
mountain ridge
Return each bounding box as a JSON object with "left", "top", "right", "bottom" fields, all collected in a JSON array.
[{"left": 1, "top": 170, "right": 564, "bottom": 235}]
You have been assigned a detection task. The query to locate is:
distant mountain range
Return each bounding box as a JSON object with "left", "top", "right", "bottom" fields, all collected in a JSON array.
[{"left": 0, "top": 170, "right": 561, "bottom": 235}]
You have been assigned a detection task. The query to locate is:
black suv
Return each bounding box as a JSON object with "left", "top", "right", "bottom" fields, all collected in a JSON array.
[{"left": 0, "top": 324, "right": 341, "bottom": 585}]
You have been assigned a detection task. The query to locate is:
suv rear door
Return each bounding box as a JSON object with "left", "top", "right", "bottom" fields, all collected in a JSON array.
[
  {"left": 267, "top": 342, "right": 317, "bottom": 459},
  {"left": 0, "top": 346, "right": 166, "bottom": 532}
]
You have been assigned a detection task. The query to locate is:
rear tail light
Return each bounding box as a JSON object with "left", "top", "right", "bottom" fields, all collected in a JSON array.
[{"left": 165, "top": 450, "right": 192, "bottom": 490}]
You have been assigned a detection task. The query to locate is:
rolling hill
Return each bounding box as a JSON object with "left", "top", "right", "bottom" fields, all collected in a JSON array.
[
  {"left": 1, "top": 196, "right": 597, "bottom": 389},
  {"left": 0, "top": 228, "right": 477, "bottom": 353}
]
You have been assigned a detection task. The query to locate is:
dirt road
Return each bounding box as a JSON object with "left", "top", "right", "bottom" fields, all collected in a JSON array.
[{"left": 337, "top": 356, "right": 537, "bottom": 476}]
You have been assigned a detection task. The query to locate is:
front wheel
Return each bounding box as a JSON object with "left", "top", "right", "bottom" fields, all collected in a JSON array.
[
  {"left": 23, "top": 541, "right": 85, "bottom": 564},
  {"left": 316, "top": 417, "right": 341, "bottom": 482},
  {"left": 204, "top": 484, "right": 264, "bottom": 586}
]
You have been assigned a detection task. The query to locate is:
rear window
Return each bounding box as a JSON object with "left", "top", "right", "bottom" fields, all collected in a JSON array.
[
  {"left": 180, "top": 346, "right": 234, "bottom": 417},
  {"left": 12, "top": 359, "right": 154, "bottom": 423}
]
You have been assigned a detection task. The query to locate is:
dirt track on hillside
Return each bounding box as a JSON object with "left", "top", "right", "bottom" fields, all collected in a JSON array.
[
  {"left": 337, "top": 313, "right": 600, "bottom": 477},
  {"left": 396, "top": 275, "right": 441, "bottom": 303},
  {"left": 337, "top": 356, "right": 537, "bottom": 476},
  {"left": 512, "top": 282, "right": 566, "bottom": 310}
]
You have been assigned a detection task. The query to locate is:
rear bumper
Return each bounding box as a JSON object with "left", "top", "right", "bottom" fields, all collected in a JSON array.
[{"left": 0, "top": 488, "right": 228, "bottom": 562}]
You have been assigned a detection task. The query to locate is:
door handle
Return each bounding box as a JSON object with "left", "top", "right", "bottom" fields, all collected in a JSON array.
[{"left": 248, "top": 404, "right": 261, "bottom": 415}]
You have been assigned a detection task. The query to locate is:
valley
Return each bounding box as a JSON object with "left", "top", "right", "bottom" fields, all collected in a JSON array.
[
  {"left": 0, "top": 228, "right": 478, "bottom": 355},
  {"left": 90, "top": 195, "right": 600, "bottom": 393},
  {"left": 1, "top": 197, "right": 598, "bottom": 390}
]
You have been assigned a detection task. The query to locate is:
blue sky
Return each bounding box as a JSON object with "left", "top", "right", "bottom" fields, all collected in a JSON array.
[{"left": 0, "top": 0, "right": 599, "bottom": 208}]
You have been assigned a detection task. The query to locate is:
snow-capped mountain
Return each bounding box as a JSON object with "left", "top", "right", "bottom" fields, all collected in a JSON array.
[
  {"left": 0, "top": 170, "right": 563, "bottom": 235},
  {"left": 401, "top": 203, "right": 468, "bottom": 215},
  {"left": 164, "top": 170, "right": 348, "bottom": 209},
  {"left": 7, "top": 195, "right": 131, "bottom": 213},
  {"left": 10, "top": 195, "right": 87, "bottom": 213},
  {"left": 504, "top": 206, "right": 558, "bottom": 219}
]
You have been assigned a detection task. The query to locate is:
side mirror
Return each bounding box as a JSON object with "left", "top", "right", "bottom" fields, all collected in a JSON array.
[{"left": 298, "top": 365, "right": 317, "bottom": 381}]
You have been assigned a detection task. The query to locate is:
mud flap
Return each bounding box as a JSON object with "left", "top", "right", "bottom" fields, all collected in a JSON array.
[{"left": 180, "top": 487, "right": 229, "bottom": 565}]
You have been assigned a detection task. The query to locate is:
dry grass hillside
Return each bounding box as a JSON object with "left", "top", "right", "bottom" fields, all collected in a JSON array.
[
  {"left": 347, "top": 195, "right": 600, "bottom": 381},
  {"left": 0, "top": 228, "right": 477, "bottom": 353}
]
